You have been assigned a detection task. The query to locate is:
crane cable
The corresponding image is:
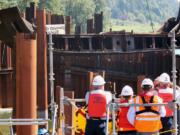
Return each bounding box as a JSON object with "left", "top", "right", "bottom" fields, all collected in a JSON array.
[{"left": 145, "top": 0, "right": 154, "bottom": 32}]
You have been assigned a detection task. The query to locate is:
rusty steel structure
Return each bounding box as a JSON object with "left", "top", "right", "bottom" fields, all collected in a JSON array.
[
  {"left": 16, "top": 33, "right": 37, "bottom": 135},
  {"left": 52, "top": 33, "right": 180, "bottom": 97},
  {"left": 0, "top": 2, "right": 179, "bottom": 107},
  {"left": 0, "top": 2, "right": 180, "bottom": 135}
]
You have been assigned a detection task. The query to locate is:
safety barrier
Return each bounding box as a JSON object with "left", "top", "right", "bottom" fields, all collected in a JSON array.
[
  {"left": 59, "top": 88, "right": 180, "bottom": 135},
  {"left": 106, "top": 98, "right": 180, "bottom": 135},
  {"left": 0, "top": 118, "right": 49, "bottom": 135}
]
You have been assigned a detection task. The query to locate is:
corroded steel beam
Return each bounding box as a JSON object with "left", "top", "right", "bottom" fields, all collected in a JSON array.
[
  {"left": 65, "top": 16, "right": 71, "bottom": 34},
  {"left": 25, "top": 2, "right": 36, "bottom": 23},
  {"left": 87, "top": 19, "right": 94, "bottom": 33},
  {"left": 0, "top": 7, "right": 34, "bottom": 46},
  {"left": 36, "top": 9, "right": 48, "bottom": 120},
  {"left": 16, "top": 33, "right": 37, "bottom": 135}
]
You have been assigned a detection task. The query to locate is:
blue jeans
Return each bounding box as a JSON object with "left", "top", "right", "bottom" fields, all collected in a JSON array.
[{"left": 160, "top": 117, "right": 173, "bottom": 135}]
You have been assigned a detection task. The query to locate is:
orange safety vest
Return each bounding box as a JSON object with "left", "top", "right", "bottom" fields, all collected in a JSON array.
[
  {"left": 88, "top": 93, "right": 107, "bottom": 118},
  {"left": 134, "top": 96, "right": 162, "bottom": 132},
  {"left": 158, "top": 88, "right": 173, "bottom": 117},
  {"left": 117, "top": 100, "right": 135, "bottom": 131}
]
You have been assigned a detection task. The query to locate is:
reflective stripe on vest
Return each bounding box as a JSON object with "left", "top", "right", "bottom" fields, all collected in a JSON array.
[
  {"left": 134, "top": 96, "right": 162, "bottom": 132},
  {"left": 158, "top": 88, "right": 173, "bottom": 116},
  {"left": 117, "top": 100, "right": 135, "bottom": 131},
  {"left": 88, "top": 93, "right": 106, "bottom": 118}
]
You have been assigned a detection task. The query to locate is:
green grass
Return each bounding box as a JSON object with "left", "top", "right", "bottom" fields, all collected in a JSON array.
[
  {"left": 111, "top": 23, "right": 161, "bottom": 33},
  {"left": 0, "top": 110, "right": 12, "bottom": 135}
]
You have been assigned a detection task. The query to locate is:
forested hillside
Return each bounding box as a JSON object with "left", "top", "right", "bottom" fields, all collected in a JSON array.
[
  {"left": 110, "top": 0, "right": 179, "bottom": 23},
  {"left": 0, "top": 0, "right": 179, "bottom": 31}
]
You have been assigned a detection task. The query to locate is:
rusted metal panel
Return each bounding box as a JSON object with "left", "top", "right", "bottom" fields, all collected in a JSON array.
[
  {"left": 0, "top": 76, "right": 2, "bottom": 107},
  {"left": 75, "top": 24, "right": 81, "bottom": 35},
  {"left": 65, "top": 16, "right": 71, "bottom": 34},
  {"left": 16, "top": 33, "right": 37, "bottom": 135},
  {"left": 87, "top": 19, "right": 94, "bottom": 33},
  {"left": 25, "top": 2, "right": 36, "bottom": 23},
  {"left": 87, "top": 71, "right": 94, "bottom": 90},
  {"left": 46, "top": 12, "right": 51, "bottom": 24},
  {"left": 137, "top": 75, "right": 145, "bottom": 94},
  {"left": 0, "top": 43, "right": 1, "bottom": 107},
  {"left": 51, "top": 14, "right": 64, "bottom": 24},
  {"left": 64, "top": 91, "right": 74, "bottom": 135},
  {"left": 6, "top": 47, "right": 12, "bottom": 68},
  {"left": 6, "top": 74, "right": 13, "bottom": 107},
  {"left": 0, "top": 42, "right": 1, "bottom": 69},
  {"left": 52, "top": 49, "right": 172, "bottom": 96},
  {"left": 37, "top": 9, "right": 48, "bottom": 118},
  {"left": 94, "top": 12, "right": 103, "bottom": 34},
  {"left": 0, "top": 7, "right": 34, "bottom": 46}
]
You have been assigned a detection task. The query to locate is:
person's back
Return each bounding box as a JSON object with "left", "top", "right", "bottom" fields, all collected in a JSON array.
[
  {"left": 85, "top": 75, "right": 112, "bottom": 135},
  {"left": 88, "top": 89, "right": 109, "bottom": 118},
  {"left": 127, "top": 78, "right": 165, "bottom": 135},
  {"left": 116, "top": 85, "right": 136, "bottom": 135},
  {"left": 157, "top": 73, "right": 174, "bottom": 135}
]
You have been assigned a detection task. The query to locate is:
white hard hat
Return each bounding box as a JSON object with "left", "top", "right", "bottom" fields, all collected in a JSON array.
[
  {"left": 121, "top": 85, "right": 134, "bottom": 96},
  {"left": 92, "top": 75, "right": 106, "bottom": 86},
  {"left": 159, "top": 73, "right": 170, "bottom": 83},
  {"left": 141, "top": 78, "right": 154, "bottom": 88},
  {"left": 155, "top": 76, "right": 161, "bottom": 82}
]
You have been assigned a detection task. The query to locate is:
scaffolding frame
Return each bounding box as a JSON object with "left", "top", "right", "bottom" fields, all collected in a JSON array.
[{"left": 168, "top": 23, "right": 179, "bottom": 135}]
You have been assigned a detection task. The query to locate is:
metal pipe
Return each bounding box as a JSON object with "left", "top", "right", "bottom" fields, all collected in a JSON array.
[
  {"left": 0, "top": 119, "right": 48, "bottom": 121},
  {"left": 10, "top": 125, "right": 13, "bottom": 135},
  {"left": 64, "top": 98, "right": 86, "bottom": 103},
  {"left": 112, "top": 102, "right": 117, "bottom": 135},
  {"left": 106, "top": 104, "right": 110, "bottom": 135},
  {"left": 169, "top": 24, "right": 179, "bottom": 135},
  {"left": 116, "top": 102, "right": 169, "bottom": 107},
  {"left": 48, "top": 33, "right": 56, "bottom": 135},
  {"left": 60, "top": 88, "right": 65, "bottom": 135},
  {"left": 0, "top": 122, "right": 48, "bottom": 125},
  {"left": 52, "top": 104, "right": 58, "bottom": 135},
  {"left": 171, "top": 31, "right": 178, "bottom": 135},
  {"left": 112, "top": 91, "right": 117, "bottom": 135}
]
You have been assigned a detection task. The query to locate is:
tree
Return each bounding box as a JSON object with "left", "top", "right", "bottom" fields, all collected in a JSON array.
[
  {"left": 93, "top": 0, "right": 106, "bottom": 13},
  {"left": 0, "top": 0, "right": 18, "bottom": 9},
  {"left": 63, "top": 0, "right": 95, "bottom": 31},
  {"left": 38, "top": 0, "right": 64, "bottom": 14},
  {"left": 16, "top": 0, "right": 34, "bottom": 11}
]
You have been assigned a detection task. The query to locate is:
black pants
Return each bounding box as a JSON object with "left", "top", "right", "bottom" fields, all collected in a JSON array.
[
  {"left": 118, "top": 130, "right": 136, "bottom": 135},
  {"left": 160, "top": 117, "right": 173, "bottom": 135},
  {"left": 85, "top": 119, "right": 106, "bottom": 135}
]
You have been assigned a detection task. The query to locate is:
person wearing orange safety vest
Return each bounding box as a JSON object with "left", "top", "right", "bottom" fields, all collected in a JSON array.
[
  {"left": 85, "top": 75, "right": 112, "bottom": 135},
  {"left": 116, "top": 85, "right": 136, "bottom": 135},
  {"left": 157, "top": 73, "right": 174, "bottom": 135},
  {"left": 127, "top": 78, "right": 166, "bottom": 135}
]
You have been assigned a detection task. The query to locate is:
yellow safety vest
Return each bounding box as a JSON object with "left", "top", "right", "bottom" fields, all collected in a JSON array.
[{"left": 134, "top": 96, "right": 162, "bottom": 132}]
